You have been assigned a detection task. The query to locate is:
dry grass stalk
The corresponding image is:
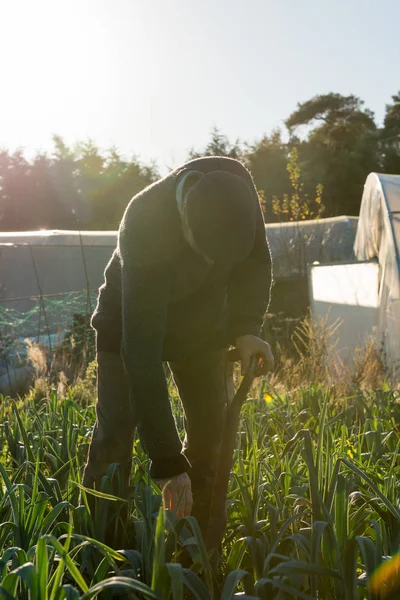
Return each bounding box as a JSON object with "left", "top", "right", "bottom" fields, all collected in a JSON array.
[
  {"left": 57, "top": 371, "right": 68, "bottom": 397},
  {"left": 272, "top": 313, "right": 386, "bottom": 396},
  {"left": 25, "top": 339, "right": 47, "bottom": 376}
]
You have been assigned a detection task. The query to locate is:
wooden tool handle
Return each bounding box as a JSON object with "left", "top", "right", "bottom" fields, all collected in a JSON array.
[{"left": 228, "top": 348, "right": 264, "bottom": 379}]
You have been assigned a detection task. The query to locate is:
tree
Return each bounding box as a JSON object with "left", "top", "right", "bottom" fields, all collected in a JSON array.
[
  {"left": 189, "top": 127, "right": 243, "bottom": 160},
  {"left": 1, "top": 91, "right": 399, "bottom": 231},
  {"left": 244, "top": 130, "right": 290, "bottom": 220},
  {"left": 48, "top": 135, "right": 89, "bottom": 227},
  {"left": 286, "top": 93, "right": 376, "bottom": 141},
  {"left": 0, "top": 138, "right": 159, "bottom": 231},
  {"left": 285, "top": 93, "right": 379, "bottom": 215},
  {"left": 84, "top": 147, "right": 159, "bottom": 229},
  {"left": 381, "top": 92, "right": 400, "bottom": 174},
  {"left": 30, "top": 153, "right": 77, "bottom": 229},
  {"left": 0, "top": 150, "right": 37, "bottom": 230},
  {"left": 383, "top": 92, "right": 400, "bottom": 132}
]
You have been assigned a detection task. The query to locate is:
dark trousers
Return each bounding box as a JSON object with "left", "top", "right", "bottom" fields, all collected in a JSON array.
[{"left": 82, "top": 348, "right": 234, "bottom": 550}]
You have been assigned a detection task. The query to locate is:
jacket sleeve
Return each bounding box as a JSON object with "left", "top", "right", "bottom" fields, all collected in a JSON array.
[
  {"left": 119, "top": 243, "right": 190, "bottom": 480},
  {"left": 227, "top": 195, "right": 273, "bottom": 342}
]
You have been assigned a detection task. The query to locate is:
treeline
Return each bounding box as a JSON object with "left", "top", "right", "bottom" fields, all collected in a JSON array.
[{"left": 1, "top": 92, "right": 400, "bottom": 231}]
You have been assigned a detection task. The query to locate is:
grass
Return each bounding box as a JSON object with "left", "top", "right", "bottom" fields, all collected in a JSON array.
[{"left": 0, "top": 322, "right": 399, "bottom": 599}]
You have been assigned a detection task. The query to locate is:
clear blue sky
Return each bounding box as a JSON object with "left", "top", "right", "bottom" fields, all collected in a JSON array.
[{"left": 1, "top": 0, "right": 399, "bottom": 172}]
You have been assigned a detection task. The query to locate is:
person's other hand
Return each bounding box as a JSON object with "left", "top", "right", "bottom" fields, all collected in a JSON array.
[
  {"left": 155, "top": 472, "right": 193, "bottom": 518},
  {"left": 235, "top": 334, "right": 274, "bottom": 376}
]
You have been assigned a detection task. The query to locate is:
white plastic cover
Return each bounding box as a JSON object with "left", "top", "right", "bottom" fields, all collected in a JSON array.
[
  {"left": 309, "top": 261, "right": 379, "bottom": 363},
  {"left": 354, "top": 173, "right": 400, "bottom": 377}
]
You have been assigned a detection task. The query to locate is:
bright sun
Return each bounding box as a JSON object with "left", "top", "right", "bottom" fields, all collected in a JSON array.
[{"left": 0, "top": 0, "right": 127, "bottom": 155}]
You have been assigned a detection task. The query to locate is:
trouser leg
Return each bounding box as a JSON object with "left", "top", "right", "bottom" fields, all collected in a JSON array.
[
  {"left": 169, "top": 349, "right": 234, "bottom": 552},
  {"left": 83, "top": 350, "right": 135, "bottom": 497}
]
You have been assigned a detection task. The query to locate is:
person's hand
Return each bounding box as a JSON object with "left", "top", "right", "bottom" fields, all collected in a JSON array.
[
  {"left": 235, "top": 334, "right": 274, "bottom": 376},
  {"left": 155, "top": 472, "right": 193, "bottom": 518}
]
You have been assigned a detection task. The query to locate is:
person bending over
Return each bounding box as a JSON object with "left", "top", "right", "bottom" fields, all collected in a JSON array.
[{"left": 83, "top": 156, "right": 273, "bottom": 550}]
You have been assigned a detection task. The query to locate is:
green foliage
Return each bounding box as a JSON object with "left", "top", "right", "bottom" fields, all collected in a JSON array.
[
  {"left": 56, "top": 314, "right": 96, "bottom": 378},
  {"left": 267, "top": 147, "right": 325, "bottom": 222},
  {"left": 68, "top": 360, "right": 98, "bottom": 406},
  {"left": 383, "top": 92, "right": 400, "bottom": 134},
  {"left": 381, "top": 92, "right": 400, "bottom": 174},
  {"left": 284, "top": 93, "right": 379, "bottom": 216},
  {"left": 189, "top": 126, "right": 243, "bottom": 160},
  {"left": 0, "top": 138, "right": 159, "bottom": 231},
  {"left": 1, "top": 90, "right": 400, "bottom": 230},
  {"left": 0, "top": 364, "right": 399, "bottom": 598},
  {"left": 244, "top": 130, "right": 291, "bottom": 216},
  {"left": 285, "top": 93, "right": 376, "bottom": 138}
]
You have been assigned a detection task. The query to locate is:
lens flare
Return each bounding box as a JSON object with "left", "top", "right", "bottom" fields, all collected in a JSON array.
[{"left": 369, "top": 554, "right": 400, "bottom": 598}]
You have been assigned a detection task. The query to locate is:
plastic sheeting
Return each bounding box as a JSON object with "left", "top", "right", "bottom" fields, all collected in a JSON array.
[
  {"left": 354, "top": 173, "right": 400, "bottom": 377},
  {"left": 0, "top": 218, "right": 359, "bottom": 310},
  {"left": 265, "top": 216, "right": 359, "bottom": 278},
  {"left": 0, "top": 230, "right": 116, "bottom": 315},
  {"left": 0, "top": 231, "right": 116, "bottom": 385},
  {"left": 0, "top": 216, "right": 362, "bottom": 340},
  {"left": 0, "top": 219, "right": 359, "bottom": 339}
]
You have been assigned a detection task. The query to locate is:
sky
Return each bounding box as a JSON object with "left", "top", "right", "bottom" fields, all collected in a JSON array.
[{"left": 1, "top": 0, "right": 399, "bottom": 173}]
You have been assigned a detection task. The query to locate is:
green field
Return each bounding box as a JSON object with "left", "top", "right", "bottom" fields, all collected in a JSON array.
[{"left": 0, "top": 353, "right": 399, "bottom": 600}]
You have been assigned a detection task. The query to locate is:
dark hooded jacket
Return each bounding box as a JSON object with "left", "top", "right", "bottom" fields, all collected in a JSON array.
[{"left": 91, "top": 156, "right": 272, "bottom": 478}]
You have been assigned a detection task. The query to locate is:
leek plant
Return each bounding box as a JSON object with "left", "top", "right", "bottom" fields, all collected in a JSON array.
[{"left": 0, "top": 380, "right": 398, "bottom": 599}]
